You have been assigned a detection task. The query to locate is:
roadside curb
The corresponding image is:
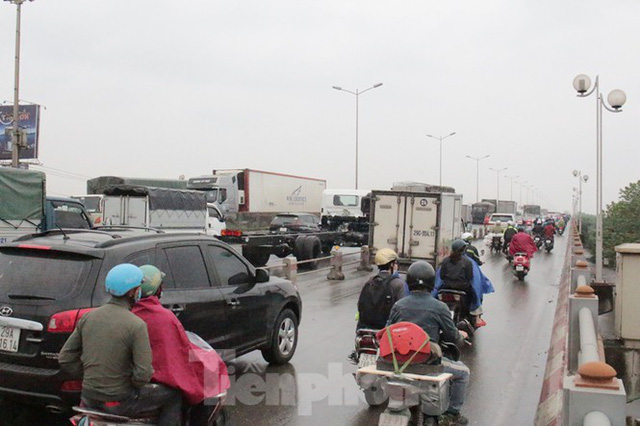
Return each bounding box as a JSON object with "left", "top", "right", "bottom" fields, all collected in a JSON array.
[{"left": 534, "top": 238, "right": 572, "bottom": 425}]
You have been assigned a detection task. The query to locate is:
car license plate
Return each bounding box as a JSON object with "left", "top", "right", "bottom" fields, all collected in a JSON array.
[
  {"left": 516, "top": 265, "right": 524, "bottom": 271},
  {"left": 0, "top": 326, "right": 20, "bottom": 353},
  {"left": 280, "top": 227, "right": 288, "bottom": 232}
]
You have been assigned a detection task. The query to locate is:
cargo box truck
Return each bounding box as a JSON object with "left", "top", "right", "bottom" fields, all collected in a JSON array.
[
  {"left": 368, "top": 190, "right": 464, "bottom": 269},
  {"left": 187, "top": 169, "right": 326, "bottom": 230}
]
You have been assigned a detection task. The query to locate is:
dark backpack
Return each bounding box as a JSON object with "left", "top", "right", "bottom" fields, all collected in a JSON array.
[{"left": 357, "top": 274, "right": 396, "bottom": 329}]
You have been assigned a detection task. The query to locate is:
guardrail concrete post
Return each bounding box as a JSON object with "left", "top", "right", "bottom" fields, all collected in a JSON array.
[
  {"left": 568, "top": 285, "right": 599, "bottom": 373},
  {"left": 571, "top": 260, "right": 591, "bottom": 293},
  {"left": 327, "top": 250, "right": 345, "bottom": 280},
  {"left": 358, "top": 246, "right": 374, "bottom": 272},
  {"left": 283, "top": 257, "right": 297, "bottom": 284},
  {"left": 562, "top": 362, "right": 626, "bottom": 425}
]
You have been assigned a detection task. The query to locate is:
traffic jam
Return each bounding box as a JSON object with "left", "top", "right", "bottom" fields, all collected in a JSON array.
[{"left": 0, "top": 166, "right": 573, "bottom": 425}]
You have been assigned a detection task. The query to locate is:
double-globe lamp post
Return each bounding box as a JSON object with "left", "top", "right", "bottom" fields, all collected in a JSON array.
[
  {"left": 573, "top": 74, "right": 626, "bottom": 282},
  {"left": 465, "top": 154, "right": 490, "bottom": 203},
  {"left": 332, "top": 83, "right": 383, "bottom": 189},
  {"left": 426, "top": 132, "right": 456, "bottom": 187},
  {"left": 572, "top": 170, "right": 589, "bottom": 234}
]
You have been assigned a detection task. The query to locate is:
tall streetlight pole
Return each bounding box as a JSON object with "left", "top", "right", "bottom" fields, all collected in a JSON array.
[
  {"left": 489, "top": 167, "right": 507, "bottom": 201},
  {"left": 572, "top": 170, "right": 589, "bottom": 234},
  {"left": 5, "top": 0, "right": 32, "bottom": 168},
  {"left": 504, "top": 174, "right": 519, "bottom": 203},
  {"left": 465, "top": 154, "right": 490, "bottom": 203},
  {"left": 332, "top": 82, "right": 383, "bottom": 189},
  {"left": 573, "top": 74, "right": 626, "bottom": 282},
  {"left": 426, "top": 132, "right": 456, "bottom": 186}
]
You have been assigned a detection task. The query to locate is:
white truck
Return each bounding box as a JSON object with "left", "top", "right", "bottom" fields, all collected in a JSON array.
[
  {"left": 99, "top": 186, "right": 212, "bottom": 233},
  {"left": 369, "top": 190, "right": 464, "bottom": 269},
  {"left": 187, "top": 169, "right": 326, "bottom": 230}
]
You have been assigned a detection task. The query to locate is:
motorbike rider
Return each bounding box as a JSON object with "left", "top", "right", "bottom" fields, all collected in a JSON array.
[
  {"left": 509, "top": 226, "right": 538, "bottom": 258},
  {"left": 461, "top": 232, "right": 482, "bottom": 266},
  {"left": 532, "top": 218, "right": 544, "bottom": 237},
  {"left": 544, "top": 220, "right": 557, "bottom": 240},
  {"left": 59, "top": 264, "right": 182, "bottom": 426},
  {"left": 502, "top": 221, "right": 518, "bottom": 252},
  {"left": 132, "top": 265, "right": 230, "bottom": 424},
  {"left": 387, "top": 261, "right": 470, "bottom": 425},
  {"left": 434, "top": 240, "right": 478, "bottom": 317},
  {"left": 356, "top": 248, "right": 406, "bottom": 330}
]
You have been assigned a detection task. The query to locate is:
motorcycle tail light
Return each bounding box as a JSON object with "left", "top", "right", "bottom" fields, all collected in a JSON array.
[
  {"left": 60, "top": 380, "right": 83, "bottom": 392},
  {"left": 439, "top": 293, "right": 459, "bottom": 302}
]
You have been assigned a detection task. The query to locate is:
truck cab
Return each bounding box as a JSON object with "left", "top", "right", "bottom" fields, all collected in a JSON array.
[
  {"left": 187, "top": 174, "right": 238, "bottom": 214},
  {"left": 44, "top": 196, "right": 92, "bottom": 230},
  {"left": 321, "top": 189, "right": 370, "bottom": 218}
]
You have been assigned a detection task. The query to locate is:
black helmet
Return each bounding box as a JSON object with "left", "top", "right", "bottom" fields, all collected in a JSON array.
[
  {"left": 517, "top": 225, "right": 526, "bottom": 232},
  {"left": 451, "top": 239, "right": 467, "bottom": 253},
  {"left": 406, "top": 261, "right": 436, "bottom": 291}
]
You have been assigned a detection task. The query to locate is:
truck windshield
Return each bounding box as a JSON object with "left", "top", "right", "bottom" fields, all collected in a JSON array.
[
  {"left": 202, "top": 189, "right": 218, "bottom": 203},
  {"left": 72, "top": 196, "right": 101, "bottom": 212},
  {"left": 333, "top": 194, "right": 358, "bottom": 207}
]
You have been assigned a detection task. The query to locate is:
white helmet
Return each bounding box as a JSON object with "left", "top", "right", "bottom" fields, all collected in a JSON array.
[
  {"left": 508, "top": 221, "right": 515, "bottom": 226},
  {"left": 461, "top": 232, "right": 473, "bottom": 242}
]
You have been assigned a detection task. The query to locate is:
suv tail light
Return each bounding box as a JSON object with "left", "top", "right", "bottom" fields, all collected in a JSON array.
[{"left": 47, "top": 308, "right": 94, "bottom": 333}]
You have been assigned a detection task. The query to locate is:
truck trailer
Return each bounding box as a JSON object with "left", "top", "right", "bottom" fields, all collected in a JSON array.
[
  {"left": 187, "top": 169, "right": 326, "bottom": 230},
  {"left": 369, "top": 190, "right": 464, "bottom": 269}
]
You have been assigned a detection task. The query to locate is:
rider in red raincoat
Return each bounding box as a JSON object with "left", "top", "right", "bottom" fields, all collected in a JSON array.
[
  {"left": 509, "top": 227, "right": 538, "bottom": 258},
  {"left": 132, "top": 265, "right": 230, "bottom": 422}
]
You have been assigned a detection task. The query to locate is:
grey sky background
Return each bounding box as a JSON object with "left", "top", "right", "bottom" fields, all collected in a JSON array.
[{"left": 1, "top": 0, "right": 638, "bottom": 214}]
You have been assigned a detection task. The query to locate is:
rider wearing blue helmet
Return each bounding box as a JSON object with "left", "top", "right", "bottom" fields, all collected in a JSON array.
[{"left": 59, "top": 264, "right": 182, "bottom": 425}]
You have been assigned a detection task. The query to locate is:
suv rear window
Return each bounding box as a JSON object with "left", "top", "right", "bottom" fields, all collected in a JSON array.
[
  {"left": 0, "top": 249, "right": 93, "bottom": 301},
  {"left": 490, "top": 214, "right": 514, "bottom": 223},
  {"left": 271, "top": 215, "right": 298, "bottom": 226}
]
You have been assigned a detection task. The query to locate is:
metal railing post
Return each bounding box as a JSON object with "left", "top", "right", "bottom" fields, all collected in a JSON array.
[
  {"left": 283, "top": 257, "right": 297, "bottom": 285},
  {"left": 327, "top": 250, "right": 345, "bottom": 280}
]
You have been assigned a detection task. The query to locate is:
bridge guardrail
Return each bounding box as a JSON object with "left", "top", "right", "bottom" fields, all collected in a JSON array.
[{"left": 562, "top": 223, "right": 626, "bottom": 425}]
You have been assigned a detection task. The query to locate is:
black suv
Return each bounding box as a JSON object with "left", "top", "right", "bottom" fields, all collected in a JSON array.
[
  {"left": 0, "top": 228, "right": 301, "bottom": 410},
  {"left": 269, "top": 213, "right": 321, "bottom": 233}
]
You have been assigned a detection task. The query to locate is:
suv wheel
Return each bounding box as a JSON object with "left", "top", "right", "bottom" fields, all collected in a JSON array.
[{"left": 261, "top": 309, "right": 298, "bottom": 365}]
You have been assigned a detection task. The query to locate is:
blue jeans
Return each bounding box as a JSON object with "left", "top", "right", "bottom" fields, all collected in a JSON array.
[{"left": 441, "top": 357, "right": 470, "bottom": 413}]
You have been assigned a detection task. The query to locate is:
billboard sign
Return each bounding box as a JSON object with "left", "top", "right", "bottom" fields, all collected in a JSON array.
[{"left": 0, "top": 104, "right": 41, "bottom": 161}]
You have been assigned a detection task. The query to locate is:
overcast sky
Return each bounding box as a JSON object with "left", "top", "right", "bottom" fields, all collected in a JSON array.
[{"left": 1, "top": 0, "right": 638, "bottom": 213}]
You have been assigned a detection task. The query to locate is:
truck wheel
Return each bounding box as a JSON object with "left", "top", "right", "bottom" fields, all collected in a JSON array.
[
  {"left": 261, "top": 309, "right": 298, "bottom": 365},
  {"left": 303, "top": 236, "right": 322, "bottom": 270},
  {"left": 293, "top": 236, "right": 308, "bottom": 261}
]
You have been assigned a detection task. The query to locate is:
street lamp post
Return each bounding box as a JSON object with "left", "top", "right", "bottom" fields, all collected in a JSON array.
[
  {"left": 5, "top": 0, "right": 32, "bottom": 168},
  {"left": 465, "top": 154, "right": 490, "bottom": 203},
  {"left": 332, "top": 83, "right": 383, "bottom": 189},
  {"left": 426, "top": 132, "right": 456, "bottom": 186},
  {"left": 573, "top": 74, "right": 626, "bottom": 282},
  {"left": 489, "top": 167, "right": 508, "bottom": 201},
  {"left": 572, "top": 170, "right": 589, "bottom": 234},
  {"left": 504, "top": 174, "right": 519, "bottom": 203}
]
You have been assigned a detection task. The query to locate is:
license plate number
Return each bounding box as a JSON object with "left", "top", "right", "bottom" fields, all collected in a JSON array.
[
  {"left": 280, "top": 227, "right": 288, "bottom": 232},
  {"left": 0, "top": 326, "right": 20, "bottom": 353},
  {"left": 516, "top": 265, "right": 524, "bottom": 271}
]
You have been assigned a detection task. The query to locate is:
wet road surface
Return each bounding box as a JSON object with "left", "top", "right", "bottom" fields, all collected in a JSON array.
[{"left": 225, "top": 235, "right": 568, "bottom": 425}]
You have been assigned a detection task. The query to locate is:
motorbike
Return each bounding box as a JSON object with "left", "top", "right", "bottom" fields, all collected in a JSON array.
[
  {"left": 70, "top": 394, "right": 227, "bottom": 426},
  {"left": 352, "top": 328, "right": 387, "bottom": 406},
  {"left": 489, "top": 235, "right": 503, "bottom": 253},
  {"left": 533, "top": 234, "right": 543, "bottom": 251},
  {"left": 544, "top": 237, "right": 554, "bottom": 253},
  {"left": 436, "top": 289, "right": 478, "bottom": 341},
  {"left": 557, "top": 226, "right": 565, "bottom": 236},
  {"left": 512, "top": 252, "right": 531, "bottom": 281},
  {"left": 356, "top": 323, "right": 453, "bottom": 426}
]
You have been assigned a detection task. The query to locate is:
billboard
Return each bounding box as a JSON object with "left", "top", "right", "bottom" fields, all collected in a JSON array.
[{"left": 0, "top": 104, "right": 41, "bottom": 161}]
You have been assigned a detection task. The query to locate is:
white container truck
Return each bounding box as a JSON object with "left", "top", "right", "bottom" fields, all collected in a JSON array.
[
  {"left": 187, "top": 169, "right": 326, "bottom": 230},
  {"left": 369, "top": 190, "right": 464, "bottom": 268}
]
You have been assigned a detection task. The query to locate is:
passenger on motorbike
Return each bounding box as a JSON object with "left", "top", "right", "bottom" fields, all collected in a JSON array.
[
  {"left": 532, "top": 219, "right": 544, "bottom": 237},
  {"left": 132, "top": 265, "right": 230, "bottom": 424},
  {"left": 387, "top": 261, "right": 471, "bottom": 425},
  {"left": 59, "top": 264, "right": 182, "bottom": 426},
  {"left": 461, "top": 232, "right": 482, "bottom": 266},
  {"left": 544, "top": 221, "right": 556, "bottom": 240},
  {"left": 356, "top": 248, "right": 406, "bottom": 330},
  {"left": 434, "top": 240, "right": 481, "bottom": 319},
  {"left": 502, "top": 221, "right": 518, "bottom": 252},
  {"left": 509, "top": 226, "right": 538, "bottom": 258}
]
